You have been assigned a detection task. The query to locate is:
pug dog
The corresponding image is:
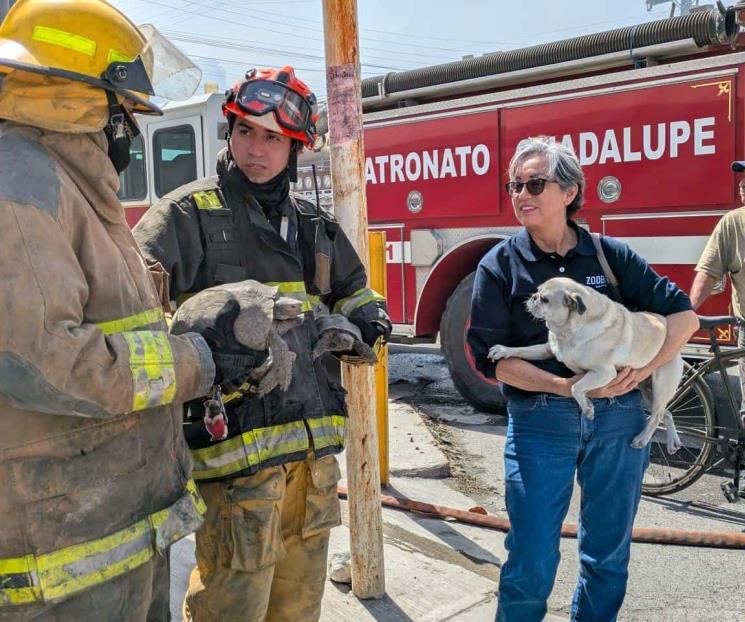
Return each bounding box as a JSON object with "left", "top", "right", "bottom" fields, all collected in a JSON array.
[{"left": 488, "top": 277, "right": 683, "bottom": 453}]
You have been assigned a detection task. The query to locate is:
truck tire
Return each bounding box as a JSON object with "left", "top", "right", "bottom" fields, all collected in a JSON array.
[{"left": 441, "top": 272, "right": 506, "bottom": 413}]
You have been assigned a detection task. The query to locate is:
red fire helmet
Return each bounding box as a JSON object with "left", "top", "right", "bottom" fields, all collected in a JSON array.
[{"left": 223, "top": 66, "right": 318, "bottom": 149}]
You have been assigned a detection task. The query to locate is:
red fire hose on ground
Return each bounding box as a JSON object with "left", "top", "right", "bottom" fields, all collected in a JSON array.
[{"left": 338, "top": 486, "right": 745, "bottom": 550}]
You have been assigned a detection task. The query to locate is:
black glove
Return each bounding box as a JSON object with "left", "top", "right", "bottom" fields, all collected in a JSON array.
[
  {"left": 199, "top": 299, "right": 269, "bottom": 386},
  {"left": 350, "top": 316, "right": 392, "bottom": 352}
]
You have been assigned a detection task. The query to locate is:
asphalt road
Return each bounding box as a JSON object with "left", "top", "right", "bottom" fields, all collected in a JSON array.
[{"left": 388, "top": 348, "right": 745, "bottom": 622}]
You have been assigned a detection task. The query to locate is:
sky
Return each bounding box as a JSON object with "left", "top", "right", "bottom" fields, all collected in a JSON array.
[{"left": 109, "top": 0, "right": 695, "bottom": 101}]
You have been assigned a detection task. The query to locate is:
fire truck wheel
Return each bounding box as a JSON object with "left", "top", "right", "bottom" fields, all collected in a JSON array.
[{"left": 441, "top": 272, "right": 505, "bottom": 414}]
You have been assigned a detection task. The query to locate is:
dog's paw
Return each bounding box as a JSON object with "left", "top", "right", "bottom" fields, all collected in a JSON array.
[
  {"left": 580, "top": 404, "right": 595, "bottom": 420},
  {"left": 487, "top": 345, "right": 510, "bottom": 361},
  {"left": 631, "top": 431, "right": 651, "bottom": 449},
  {"left": 666, "top": 430, "right": 682, "bottom": 455}
]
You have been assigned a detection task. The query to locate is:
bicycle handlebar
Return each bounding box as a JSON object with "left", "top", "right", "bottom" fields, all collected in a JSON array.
[{"left": 697, "top": 315, "right": 743, "bottom": 330}]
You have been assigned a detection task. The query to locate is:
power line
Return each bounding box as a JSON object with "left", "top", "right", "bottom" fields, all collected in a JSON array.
[
  {"left": 163, "top": 30, "right": 429, "bottom": 72},
  {"left": 141, "top": 0, "right": 474, "bottom": 66},
  {"left": 198, "top": 0, "right": 479, "bottom": 58},
  {"left": 213, "top": 0, "right": 664, "bottom": 49},
  {"left": 122, "top": 0, "right": 673, "bottom": 77},
  {"left": 136, "top": 0, "right": 427, "bottom": 71},
  {"left": 190, "top": 54, "right": 378, "bottom": 77}
]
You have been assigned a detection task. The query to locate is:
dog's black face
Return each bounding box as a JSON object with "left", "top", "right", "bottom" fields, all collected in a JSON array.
[{"left": 526, "top": 278, "right": 587, "bottom": 329}]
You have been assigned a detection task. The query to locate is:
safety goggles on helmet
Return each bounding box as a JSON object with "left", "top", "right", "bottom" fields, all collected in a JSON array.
[{"left": 234, "top": 78, "right": 315, "bottom": 136}]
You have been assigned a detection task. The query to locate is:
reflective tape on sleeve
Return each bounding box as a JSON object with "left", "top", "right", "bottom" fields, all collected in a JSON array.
[
  {"left": 0, "top": 480, "right": 204, "bottom": 606},
  {"left": 122, "top": 331, "right": 177, "bottom": 412},
  {"left": 95, "top": 308, "right": 165, "bottom": 335},
  {"left": 332, "top": 288, "right": 386, "bottom": 316}
]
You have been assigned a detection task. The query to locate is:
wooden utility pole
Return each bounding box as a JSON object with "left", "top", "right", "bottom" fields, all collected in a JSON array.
[{"left": 322, "top": 0, "right": 385, "bottom": 600}]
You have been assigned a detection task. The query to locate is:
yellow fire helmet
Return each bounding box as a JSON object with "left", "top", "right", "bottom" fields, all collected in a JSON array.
[{"left": 0, "top": 0, "right": 201, "bottom": 132}]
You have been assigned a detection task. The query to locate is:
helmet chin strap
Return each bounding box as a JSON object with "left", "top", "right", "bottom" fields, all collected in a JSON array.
[
  {"left": 288, "top": 140, "right": 301, "bottom": 183},
  {"left": 103, "top": 90, "right": 140, "bottom": 174}
]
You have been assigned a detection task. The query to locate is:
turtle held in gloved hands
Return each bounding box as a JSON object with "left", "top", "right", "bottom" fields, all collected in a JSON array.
[
  {"left": 312, "top": 314, "right": 378, "bottom": 365},
  {"left": 170, "top": 280, "right": 304, "bottom": 397}
]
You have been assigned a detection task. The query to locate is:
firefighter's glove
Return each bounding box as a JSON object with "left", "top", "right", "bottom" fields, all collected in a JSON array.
[
  {"left": 313, "top": 314, "right": 378, "bottom": 365},
  {"left": 200, "top": 298, "right": 269, "bottom": 386},
  {"left": 171, "top": 280, "right": 304, "bottom": 396},
  {"left": 349, "top": 311, "right": 392, "bottom": 357}
]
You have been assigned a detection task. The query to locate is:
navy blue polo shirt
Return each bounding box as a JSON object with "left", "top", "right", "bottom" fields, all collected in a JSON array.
[{"left": 466, "top": 221, "right": 692, "bottom": 399}]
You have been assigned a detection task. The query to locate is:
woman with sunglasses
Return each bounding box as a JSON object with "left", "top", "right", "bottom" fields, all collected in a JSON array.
[
  {"left": 467, "top": 136, "right": 697, "bottom": 621},
  {"left": 134, "top": 66, "right": 391, "bottom": 622}
]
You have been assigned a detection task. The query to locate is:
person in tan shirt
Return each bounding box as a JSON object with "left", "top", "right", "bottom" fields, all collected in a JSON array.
[{"left": 690, "top": 161, "right": 745, "bottom": 423}]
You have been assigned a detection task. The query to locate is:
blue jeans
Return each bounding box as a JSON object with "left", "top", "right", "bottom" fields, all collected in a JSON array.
[{"left": 496, "top": 392, "right": 650, "bottom": 622}]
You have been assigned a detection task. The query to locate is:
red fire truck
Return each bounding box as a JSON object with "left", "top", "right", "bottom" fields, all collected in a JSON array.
[{"left": 121, "top": 5, "right": 745, "bottom": 412}]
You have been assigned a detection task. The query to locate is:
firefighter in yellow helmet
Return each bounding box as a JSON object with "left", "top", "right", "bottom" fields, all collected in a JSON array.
[{"left": 0, "top": 1, "right": 222, "bottom": 620}]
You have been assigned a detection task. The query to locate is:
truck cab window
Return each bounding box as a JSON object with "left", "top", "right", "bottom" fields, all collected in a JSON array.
[
  {"left": 116, "top": 134, "right": 147, "bottom": 201},
  {"left": 154, "top": 125, "right": 197, "bottom": 197}
]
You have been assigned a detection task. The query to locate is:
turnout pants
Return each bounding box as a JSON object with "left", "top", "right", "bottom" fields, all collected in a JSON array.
[{"left": 183, "top": 453, "right": 342, "bottom": 622}]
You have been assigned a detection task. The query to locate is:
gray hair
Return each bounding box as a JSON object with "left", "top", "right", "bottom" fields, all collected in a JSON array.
[{"left": 508, "top": 136, "right": 585, "bottom": 218}]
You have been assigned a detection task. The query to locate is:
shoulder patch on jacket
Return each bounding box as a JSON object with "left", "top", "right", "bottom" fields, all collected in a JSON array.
[
  {"left": 163, "top": 175, "right": 221, "bottom": 203},
  {"left": 192, "top": 190, "right": 224, "bottom": 211},
  {"left": 0, "top": 133, "right": 60, "bottom": 218}
]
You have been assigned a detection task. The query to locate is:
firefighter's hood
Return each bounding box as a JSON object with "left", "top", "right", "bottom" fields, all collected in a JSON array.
[{"left": 0, "top": 70, "right": 112, "bottom": 132}]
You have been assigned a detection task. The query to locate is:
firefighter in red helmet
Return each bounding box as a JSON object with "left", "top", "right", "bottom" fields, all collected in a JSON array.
[{"left": 134, "top": 66, "right": 391, "bottom": 621}]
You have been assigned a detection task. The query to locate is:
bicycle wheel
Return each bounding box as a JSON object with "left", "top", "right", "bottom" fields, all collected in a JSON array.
[{"left": 642, "top": 364, "right": 717, "bottom": 496}]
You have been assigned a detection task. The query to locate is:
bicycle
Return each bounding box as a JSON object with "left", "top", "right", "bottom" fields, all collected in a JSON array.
[{"left": 642, "top": 315, "right": 745, "bottom": 501}]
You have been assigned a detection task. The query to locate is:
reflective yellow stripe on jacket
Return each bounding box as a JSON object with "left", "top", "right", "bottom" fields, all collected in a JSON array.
[
  {"left": 94, "top": 308, "right": 176, "bottom": 412},
  {"left": 266, "top": 281, "right": 318, "bottom": 313},
  {"left": 0, "top": 480, "right": 205, "bottom": 606},
  {"left": 332, "top": 288, "right": 385, "bottom": 316},
  {"left": 95, "top": 308, "right": 165, "bottom": 335},
  {"left": 307, "top": 414, "right": 346, "bottom": 452},
  {"left": 190, "top": 414, "right": 346, "bottom": 481},
  {"left": 122, "top": 331, "right": 177, "bottom": 411}
]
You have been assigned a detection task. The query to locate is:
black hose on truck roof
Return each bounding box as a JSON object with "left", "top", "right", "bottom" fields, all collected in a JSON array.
[{"left": 361, "top": 6, "right": 739, "bottom": 101}]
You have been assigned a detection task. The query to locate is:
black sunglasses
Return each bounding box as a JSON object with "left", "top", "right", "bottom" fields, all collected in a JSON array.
[{"left": 505, "top": 178, "right": 554, "bottom": 197}]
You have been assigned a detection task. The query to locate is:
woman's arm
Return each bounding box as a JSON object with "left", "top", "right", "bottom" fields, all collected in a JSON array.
[
  {"left": 497, "top": 359, "right": 636, "bottom": 398},
  {"left": 599, "top": 237, "right": 698, "bottom": 391},
  {"left": 636, "top": 309, "right": 699, "bottom": 379},
  {"left": 496, "top": 358, "right": 574, "bottom": 397}
]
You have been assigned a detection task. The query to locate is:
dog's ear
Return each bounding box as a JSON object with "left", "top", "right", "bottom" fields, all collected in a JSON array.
[{"left": 564, "top": 292, "right": 586, "bottom": 315}]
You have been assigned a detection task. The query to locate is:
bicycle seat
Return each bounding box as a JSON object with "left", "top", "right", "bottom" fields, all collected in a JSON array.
[{"left": 698, "top": 315, "right": 741, "bottom": 329}]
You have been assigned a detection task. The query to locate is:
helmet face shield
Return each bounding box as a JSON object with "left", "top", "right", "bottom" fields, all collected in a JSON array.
[
  {"left": 136, "top": 24, "right": 201, "bottom": 102},
  {"left": 235, "top": 79, "right": 313, "bottom": 134}
]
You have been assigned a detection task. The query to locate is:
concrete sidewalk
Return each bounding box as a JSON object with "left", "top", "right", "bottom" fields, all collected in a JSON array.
[{"left": 170, "top": 400, "right": 568, "bottom": 621}]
